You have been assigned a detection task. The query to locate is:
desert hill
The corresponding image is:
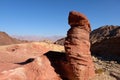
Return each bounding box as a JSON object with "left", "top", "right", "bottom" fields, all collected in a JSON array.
[
  {"left": 90, "top": 25, "right": 120, "bottom": 56},
  {"left": 0, "top": 31, "right": 21, "bottom": 45},
  {"left": 0, "top": 31, "right": 29, "bottom": 45}
]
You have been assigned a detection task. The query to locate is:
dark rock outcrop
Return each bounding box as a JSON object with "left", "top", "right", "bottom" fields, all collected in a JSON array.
[
  {"left": 90, "top": 25, "right": 120, "bottom": 56},
  {"left": 64, "top": 11, "right": 95, "bottom": 80},
  {"left": 54, "top": 38, "right": 65, "bottom": 46}
]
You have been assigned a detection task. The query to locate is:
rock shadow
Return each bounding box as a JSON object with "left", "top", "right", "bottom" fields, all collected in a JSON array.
[
  {"left": 44, "top": 51, "right": 69, "bottom": 80},
  {"left": 15, "top": 58, "right": 35, "bottom": 65},
  {"left": 92, "top": 54, "right": 120, "bottom": 64}
]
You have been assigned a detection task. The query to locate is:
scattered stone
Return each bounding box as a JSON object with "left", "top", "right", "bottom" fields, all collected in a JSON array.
[{"left": 110, "top": 71, "right": 120, "bottom": 80}]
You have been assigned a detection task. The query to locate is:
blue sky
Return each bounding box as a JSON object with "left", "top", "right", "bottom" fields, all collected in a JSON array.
[{"left": 0, "top": 0, "right": 120, "bottom": 37}]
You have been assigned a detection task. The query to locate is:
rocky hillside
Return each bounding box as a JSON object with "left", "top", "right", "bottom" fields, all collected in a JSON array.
[
  {"left": 92, "top": 55, "right": 120, "bottom": 80},
  {"left": 0, "top": 31, "right": 28, "bottom": 45},
  {"left": 90, "top": 25, "right": 120, "bottom": 56},
  {"left": 54, "top": 38, "right": 65, "bottom": 46}
]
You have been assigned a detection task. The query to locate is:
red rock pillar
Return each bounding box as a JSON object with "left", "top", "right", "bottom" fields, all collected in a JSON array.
[{"left": 64, "top": 11, "right": 95, "bottom": 80}]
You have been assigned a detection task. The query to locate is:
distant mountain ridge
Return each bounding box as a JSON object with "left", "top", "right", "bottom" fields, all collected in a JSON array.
[
  {"left": 0, "top": 31, "right": 64, "bottom": 45},
  {"left": 12, "top": 35, "right": 64, "bottom": 42}
]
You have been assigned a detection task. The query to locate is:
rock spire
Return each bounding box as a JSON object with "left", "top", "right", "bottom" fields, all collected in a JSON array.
[{"left": 64, "top": 11, "right": 95, "bottom": 80}]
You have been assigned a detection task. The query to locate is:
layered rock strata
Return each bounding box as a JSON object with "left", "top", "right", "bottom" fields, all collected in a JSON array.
[
  {"left": 90, "top": 25, "right": 120, "bottom": 56},
  {"left": 64, "top": 11, "right": 95, "bottom": 80}
]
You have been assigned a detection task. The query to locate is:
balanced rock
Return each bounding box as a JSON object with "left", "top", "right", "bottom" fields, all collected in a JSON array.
[{"left": 64, "top": 11, "right": 95, "bottom": 80}]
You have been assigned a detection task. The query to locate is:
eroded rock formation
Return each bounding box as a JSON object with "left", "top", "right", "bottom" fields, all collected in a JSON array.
[
  {"left": 0, "top": 42, "right": 64, "bottom": 80},
  {"left": 0, "top": 56, "right": 61, "bottom": 80},
  {"left": 64, "top": 11, "right": 95, "bottom": 80}
]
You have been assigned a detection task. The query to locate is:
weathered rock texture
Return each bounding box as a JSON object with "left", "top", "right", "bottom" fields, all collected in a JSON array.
[
  {"left": 0, "top": 42, "right": 64, "bottom": 80},
  {"left": 0, "top": 56, "right": 61, "bottom": 80},
  {"left": 90, "top": 25, "right": 120, "bottom": 56},
  {"left": 64, "top": 11, "right": 95, "bottom": 80}
]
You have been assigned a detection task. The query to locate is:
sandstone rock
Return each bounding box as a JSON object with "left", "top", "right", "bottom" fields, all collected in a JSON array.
[
  {"left": 0, "top": 42, "right": 64, "bottom": 63},
  {"left": 0, "top": 56, "right": 61, "bottom": 80},
  {"left": 0, "top": 42, "right": 64, "bottom": 80},
  {"left": 90, "top": 25, "right": 120, "bottom": 56},
  {"left": 64, "top": 11, "right": 95, "bottom": 80}
]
